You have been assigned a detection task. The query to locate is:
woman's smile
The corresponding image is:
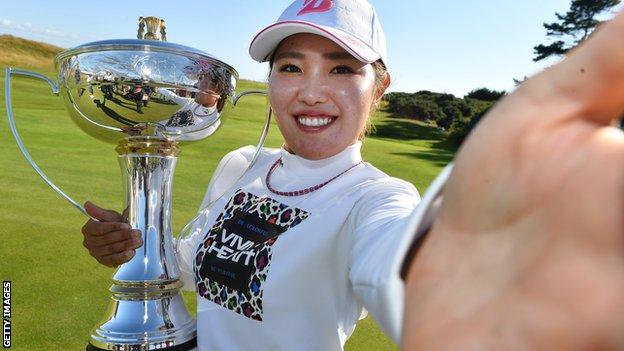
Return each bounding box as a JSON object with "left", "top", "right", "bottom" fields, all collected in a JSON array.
[{"left": 294, "top": 109, "right": 337, "bottom": 132}]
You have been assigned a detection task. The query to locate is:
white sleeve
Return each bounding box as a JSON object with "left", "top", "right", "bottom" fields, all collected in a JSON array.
[
  {"left": 157, "top": 87, "right": 193, "bottom": 106},
  {"left": 348, "top": 178, "right": 420, "bottom": 343},
  {"left": 176, "top": 146, "right": 256, "bottom": 291},
  {"left": 349, "top": 165, "right": 452, "bottom": 343}
]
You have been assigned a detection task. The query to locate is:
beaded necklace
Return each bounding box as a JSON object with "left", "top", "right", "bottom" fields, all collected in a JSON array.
[{"left": 265, "top": 157, "right": 363, "bottom": 197}]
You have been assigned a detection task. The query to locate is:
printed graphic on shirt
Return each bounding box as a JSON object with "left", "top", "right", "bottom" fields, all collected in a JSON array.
[
  {"left": 166, "top": 110, "right": 195, "bottom": 127},
  {"left": 194, "top": 189, "right": 309, "bottom": 321}
]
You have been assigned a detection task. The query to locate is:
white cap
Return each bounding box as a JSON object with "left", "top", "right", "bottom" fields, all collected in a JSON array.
[{"left": 249, "top": 0, "right": 387, "bottom": 66}]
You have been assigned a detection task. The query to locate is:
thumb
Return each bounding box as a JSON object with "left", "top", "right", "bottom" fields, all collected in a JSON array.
[{"left": 84, "top": 201, "right": 123, "bottom": 223}]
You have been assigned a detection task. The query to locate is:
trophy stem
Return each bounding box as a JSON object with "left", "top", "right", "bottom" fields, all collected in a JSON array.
[{"left": 87, "top": 137, "right": 196, "bottom": 351}]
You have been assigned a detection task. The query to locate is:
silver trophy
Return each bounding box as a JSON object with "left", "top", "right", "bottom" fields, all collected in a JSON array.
[{"left": 4, "top": 17, "right": 270, "bottom": 351}]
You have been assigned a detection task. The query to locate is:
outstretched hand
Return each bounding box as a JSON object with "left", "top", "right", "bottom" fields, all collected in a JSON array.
[{"left": 403, "top": 10, "right": 624, "bottom": 351}]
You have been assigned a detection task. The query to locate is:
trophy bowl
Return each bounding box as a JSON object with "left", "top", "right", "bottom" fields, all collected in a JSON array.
[
  {"left": 5, "top": 21, "right": 269, "bottom": 351},
  {"left": 55, "top": 39, "right": 238, "bottom": 143}
]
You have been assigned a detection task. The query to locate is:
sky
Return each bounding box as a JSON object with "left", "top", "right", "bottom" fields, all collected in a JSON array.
[{"left": 1, "top": 0, "right": 620, "bottom": 97}]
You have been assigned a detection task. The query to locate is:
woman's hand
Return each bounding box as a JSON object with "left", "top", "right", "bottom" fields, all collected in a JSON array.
[
  {"left": 403, "top": 10, "right": 624, "bottom": 351},
  {"left": 80, "top": 201, "right": 143, "bottom": 268}
]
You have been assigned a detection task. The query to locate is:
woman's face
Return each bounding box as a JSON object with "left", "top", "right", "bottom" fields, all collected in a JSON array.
[
  {"left": 194, "top": 78, "right": 220, "bottom": 107},
  {"left": 194, "top": 91, "right": 219, "bottom": 108},
  {"left": 269, "top": 33, "right": 383, "bottom": 160}
]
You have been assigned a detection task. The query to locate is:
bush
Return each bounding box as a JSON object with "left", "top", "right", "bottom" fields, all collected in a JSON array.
[
  {"left": 447, "top": 104, "right": 493, "bottom": 146},
  {"left": 464, "top": 88, "right": 506, "bottom": 101}
]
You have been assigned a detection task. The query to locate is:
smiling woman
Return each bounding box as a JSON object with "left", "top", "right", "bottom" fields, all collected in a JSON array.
[
  {"left": 76, "top": 0, "right": 624, "bottom": 350},
  {"left": 80, "top": 0, "right": 422, "bottom": 350}
]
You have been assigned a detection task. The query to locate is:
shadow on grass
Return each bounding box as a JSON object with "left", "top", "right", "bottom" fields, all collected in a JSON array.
[
  {"left": 391, "top": 150, "right": 454, "bottom": 167},
  {"left": 372, "top": 116, "right": 444, "bottom": 141},
  {"left": 371, "top": 116, "right": 458, "bottom": 166}
]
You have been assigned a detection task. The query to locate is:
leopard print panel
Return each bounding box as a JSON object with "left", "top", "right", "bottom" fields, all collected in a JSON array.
[{"left": 194, "top": 189, "right": 310, "bottom": 321}]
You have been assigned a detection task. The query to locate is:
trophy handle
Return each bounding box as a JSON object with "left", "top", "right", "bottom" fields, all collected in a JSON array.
[
  {"left": 231, "top": 90, "right": 271, "bottom": 170},
  {"left": 5, "top": 67, "right": 94, "bottom": 219},
  {"left": 175, "top": 91, "right": 271, "bottom": 253}
]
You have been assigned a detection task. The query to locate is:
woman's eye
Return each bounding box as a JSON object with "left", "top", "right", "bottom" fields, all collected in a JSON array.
[
  {"left": 331, "top": 66, "right": 354, "bottom": 74},
  {"left": 279, "top": 64, "right": 301, "bottom": 73}
]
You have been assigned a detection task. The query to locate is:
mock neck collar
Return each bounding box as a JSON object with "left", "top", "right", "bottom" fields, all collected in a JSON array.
[
  {"left": 194, "top": 104, "right": 217, "bottom": 116},
  {"left": 277, "top": 142, "right": 363, "bottom": 178}
]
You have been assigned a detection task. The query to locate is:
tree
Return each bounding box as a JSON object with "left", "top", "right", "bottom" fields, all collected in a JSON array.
[
  {"left": 464, "top": 88, "right": 506, "bottom": 102},
  {"left": 447, "top": 104, "right": 493, "bottom": 147},
  {"left": 533, "top": 0, "right": 620, "bottom": 62}
]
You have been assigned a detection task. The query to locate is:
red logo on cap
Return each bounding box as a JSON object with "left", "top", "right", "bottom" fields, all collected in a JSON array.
[{"left": 297, "top": 0, "right": 333, "bottom": 16}]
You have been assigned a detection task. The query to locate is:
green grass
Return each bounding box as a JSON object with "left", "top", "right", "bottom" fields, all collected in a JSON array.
[{"left": 0, "top": 39, "right": 455, "bottom": 350}]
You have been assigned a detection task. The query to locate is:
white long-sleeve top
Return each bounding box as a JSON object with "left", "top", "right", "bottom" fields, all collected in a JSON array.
[
  {"left": 177, "top": 142, "right": 420, "bottom": 350},
  {"left": 156, "top": 88, "right": 220, "bottom": 141}
]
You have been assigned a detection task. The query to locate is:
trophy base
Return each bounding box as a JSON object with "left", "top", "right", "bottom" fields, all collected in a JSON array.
[{"left": 86, "top": 337, "right": 197, "bottom": 351}]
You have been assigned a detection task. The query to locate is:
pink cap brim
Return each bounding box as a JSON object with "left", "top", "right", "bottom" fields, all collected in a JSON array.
[{"left": 249, "top": 20, "right": 380, "bottom": 64}]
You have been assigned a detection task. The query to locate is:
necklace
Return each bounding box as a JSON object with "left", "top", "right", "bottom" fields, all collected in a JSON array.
[{"left": 265, "top": 157, "right": 363, "bottom": 197}]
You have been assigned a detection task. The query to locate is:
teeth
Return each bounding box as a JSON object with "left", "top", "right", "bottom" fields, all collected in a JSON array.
[{"left": 297, "top": 116, "right": 332, "bottom": 127}]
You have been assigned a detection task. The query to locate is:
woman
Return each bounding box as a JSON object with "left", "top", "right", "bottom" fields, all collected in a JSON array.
[
  {"left": 82, "top": 0, "right": 624, "bottom": 349},
  {"left": 83, "top": 0, "right": 419, "bottom": 349},
  {"left": 156, "top": 73, "right": 223, "bottom": 141}
]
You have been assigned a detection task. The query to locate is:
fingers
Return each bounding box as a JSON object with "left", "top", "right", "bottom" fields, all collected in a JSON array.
[
  {"left": 82, "top": 226, "right": 140, "bottom": 247},
  {"left": 84, "top": 201, "right": 123, "bottom": 222},
  {"left": 81, "top": 201, "right": 142, "bottom": 268},
  {"left": 87, "top": 235, "right": 142, "bottom": 259},
  {"left": 523, "top": 10, "right": 624, "bottom": 124},
  {"left": 98, "top": 250, "right": 137, "bottom": 268},
  {"left": 82, "top": 228, "right": 142, "bottom": 268},
  {"left": 82, "top": 220, "right": 131, "bottom": 237}
]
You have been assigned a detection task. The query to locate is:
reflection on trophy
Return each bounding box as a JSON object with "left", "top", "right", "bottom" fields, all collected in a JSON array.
[{"left": 5, "top": 17, "right": 268, "bottom": 351}]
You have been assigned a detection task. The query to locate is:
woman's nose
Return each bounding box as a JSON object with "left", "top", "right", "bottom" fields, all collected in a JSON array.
[{"left": 297, "top": 74, "right": 328, "bottom": 105}]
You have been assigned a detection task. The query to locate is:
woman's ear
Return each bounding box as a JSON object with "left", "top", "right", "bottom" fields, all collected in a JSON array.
[{"left": 375, "top": 72, "right": 391, "bottom": 103}]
